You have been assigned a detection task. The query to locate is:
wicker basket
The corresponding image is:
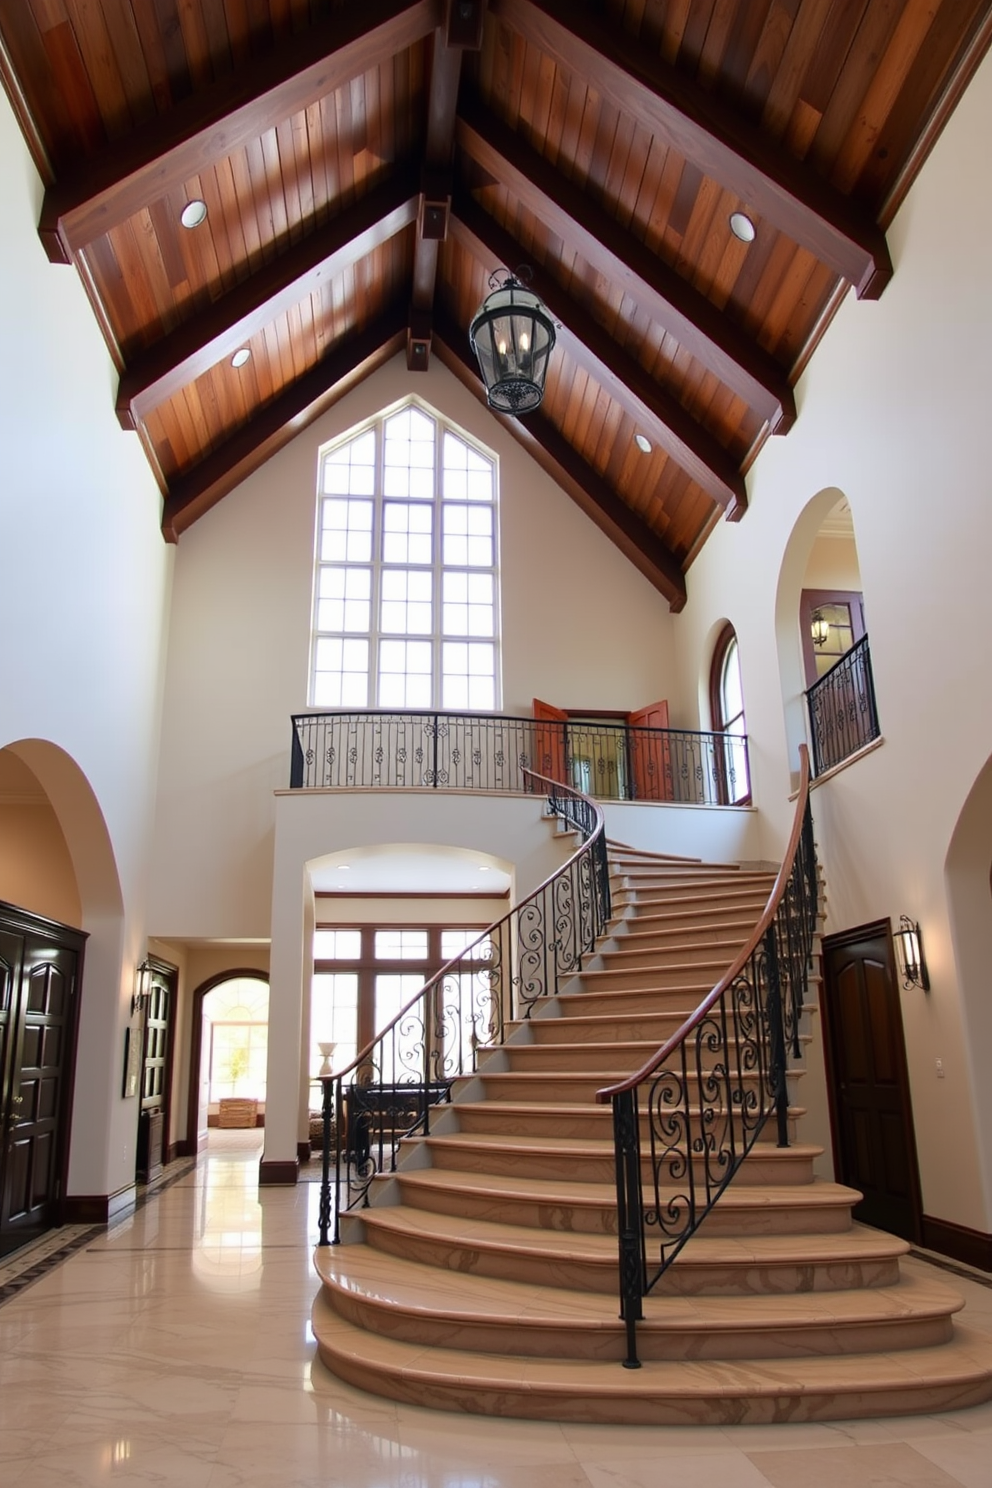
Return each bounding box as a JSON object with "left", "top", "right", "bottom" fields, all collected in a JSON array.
[{"left": 217, "top": 1097, "right": 258, "bottom": 1129}]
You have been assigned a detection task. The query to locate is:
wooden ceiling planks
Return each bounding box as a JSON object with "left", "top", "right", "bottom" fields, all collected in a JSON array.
[{"left": 0, "top": 0, "right": 988, "bottom": 605}]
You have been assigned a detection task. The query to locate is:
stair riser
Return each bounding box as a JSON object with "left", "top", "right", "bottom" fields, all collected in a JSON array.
[
  {"left": 557, "top": 989, "right": 727, "bottom": 1016},
  {"left": 598, "top": 942, "right": 749, "bottom": 969},
  {"left": 363, "top": 1218, "right": 620, "bottom": 1292},
  {"left": 315, "top": 1333, "right": 992, "bottom": 1427},
  {"left": 453, "top": 1110, "right": 801, "bottom": 1144},
  {"left": 321, "top": 1284, "right": 953, "bottom": 1361},
  {"left": 578, "top": 967, "right": 730, "bottom": 992},
  {"left": 423, "top": 1142, "right": 817, "bottom": 1187},
  {"left": 610, "top": 923, "right": 758, "bottom": 950},
  {"left": 492, "top": 1046, "right": 796, "bottom": 1076}
]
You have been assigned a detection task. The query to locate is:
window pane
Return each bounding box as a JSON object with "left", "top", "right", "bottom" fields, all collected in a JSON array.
[
  {"left": 380, "top": 569, "right": 433, "bottom": 634},
  {"left": 375, "top": 929, "right": 429, "bottom": 959},
  {"left": 378, "top": 640, "right": 433, "bottom": 707},
  {"left": 721, "top": 638, "right": 744, "bottom": 725},
  {"left": 442, "top": 431, "right": 494, "bottom": 503},
  {"left": 440, "top": 928, "right": 487, "bottom": 959},
  {"left": 443, "top": 504, "right": 492, "bottom": 567},
  {"left": 311, "top": 973, "right": 358, "bottom": 1078},
  {"left": 317, "top": 566, "right": 371, "bottom": 633},
  {"left": 442, "top": 571, "right": 494, "bottom": 636},
  {"left": 442, "top": 641, "right": 495, "bottom": 711},
  {"left": 314, "top": 929, "right": 362, "bottom": 959},
  {"left": 322, "top": 430, "right": 375, "bottom": 495},
  {"left": 313, "top": 637, "right": 369, "bottom": 707},
  {"left": 382, "top": 502, "right": 432, "bottom": 565},
  {"left": 209, "top": 1024, "right": 268, "bottom": 1102},
  {"left": 320, "top": 498, "right": 373, "bottom": 562}
]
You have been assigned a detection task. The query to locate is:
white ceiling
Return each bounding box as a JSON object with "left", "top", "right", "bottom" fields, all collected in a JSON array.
[{"left": 309, "top": 844, "right": 512, "bottom": 896}]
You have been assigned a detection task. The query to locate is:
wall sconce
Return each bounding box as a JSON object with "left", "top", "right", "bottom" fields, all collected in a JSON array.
[
  {"left": 131, "top": 959, "right": 153, "bottom": 1016},
  {"left": 811, "top": 610, "right": 830, "bottom": 647},
  {"left": 469, "top": 267, "right": 556, "bottom": 415},
  {"left": 893, "top": 916, "right": 930, "bottom": 991}
]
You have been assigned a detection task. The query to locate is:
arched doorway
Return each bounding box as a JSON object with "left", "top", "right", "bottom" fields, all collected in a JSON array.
[
  {"left": 185, "top": 972, "right": 270, "bottom": 1156},
  {"left": 774, "top": 488, "right": 873, "bottom": 784}
]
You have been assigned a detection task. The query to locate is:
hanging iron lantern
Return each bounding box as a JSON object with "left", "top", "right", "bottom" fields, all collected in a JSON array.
[{"left": 469, "top": 268, "right": 556, "bottom": 415}]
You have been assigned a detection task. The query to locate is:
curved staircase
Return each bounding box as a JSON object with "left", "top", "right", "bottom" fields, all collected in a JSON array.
[{"left": 312, "top": 842, "right": 992, "bottom": 1423}]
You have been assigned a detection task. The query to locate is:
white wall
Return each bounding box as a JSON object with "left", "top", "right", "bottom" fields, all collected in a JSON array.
[
  {"left": 670, "top": 49, "right": 992, "bottom": 1232},
  {"left": 150, "top": 357, "right": 679, "bottom": 940},
  {"left": 0, "top": 94, "right": 173, "bottom": 1200}
]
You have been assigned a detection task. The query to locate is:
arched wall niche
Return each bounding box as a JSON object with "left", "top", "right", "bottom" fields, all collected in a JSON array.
[
  {"left": 773, "top": 486, "right": 856, "bottom": 785},
  {"left": 944, "top": 753, "right": 992, "bottom": 1219}
]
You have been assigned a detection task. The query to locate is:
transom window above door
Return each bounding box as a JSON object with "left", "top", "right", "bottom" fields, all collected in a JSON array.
[{"left": 310, "top": 401, "right": 500, "bottom": 711}]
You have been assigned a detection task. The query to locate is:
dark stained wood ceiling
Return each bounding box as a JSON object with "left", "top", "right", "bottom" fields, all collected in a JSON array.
[{"left": 2, "top": 0, "right": 989, "bottom": 610}]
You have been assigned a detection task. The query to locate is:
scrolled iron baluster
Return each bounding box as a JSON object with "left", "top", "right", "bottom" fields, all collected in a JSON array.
[
  {"left": 318, "top": 1074, "right": 334, "bottom": 1246},
  {"left": 612, "top": 1089, "right": 645, "bottom": 1369}
]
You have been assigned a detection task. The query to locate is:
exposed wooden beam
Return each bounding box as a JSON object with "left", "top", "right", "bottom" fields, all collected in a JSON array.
[
  {"left": 118, "top": 169, "right": 420, "bottom": 430},
  {"left": 40, "top": 0, "right": 443, "bottom": 264},
  {"left": 457, "top": 98, "right": 795, "bottom": 433},
  {"left": 409, "top": 4, "right": 487, "bottom": 368},
  {"left": 450, "top": 192, "right": 746, "bottom": 517},
  {"left": 160, "top": 304, "right": 407, "bottom": 542},
  {"left": 433, "top": 309, "right": 687, "bottom": 610},
  {"left": 489, "top": 0, "right": 892, "bottom": 299}
]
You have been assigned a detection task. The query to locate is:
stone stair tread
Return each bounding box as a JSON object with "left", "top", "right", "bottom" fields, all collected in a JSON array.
[
  {"left": 313, "top": 1304, "right": 992, "bottom": 1422},
  {"left": 394, "top": 1166, "right": 856, "bottom": 1213},
  {"left": 316, "top": 1244, "right": 962, "bottom": 1331}
]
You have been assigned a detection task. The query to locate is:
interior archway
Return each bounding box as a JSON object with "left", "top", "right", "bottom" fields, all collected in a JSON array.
[
  {"left": 944, "top": 755, "right": 992, "bottom": 1218},
  {"left": 773, "top": 488, "right": 862, "bottom": 783},
  {"left": 184, "top": 970, "right": 271, "bottom": 1156}
]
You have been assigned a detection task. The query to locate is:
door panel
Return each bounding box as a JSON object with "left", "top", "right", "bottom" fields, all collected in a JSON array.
[
  {"left": 628, "top": 700, "right": 672, "bottom": 801},
  {"left": 532, "top": 699, "right": 568, "bottom": 785},
  {"left": 0, "top": 920, "right": 81, "bottom": 1257},
  {"left": 822, "top": 922, "right": 922, "bottom": 1243}
]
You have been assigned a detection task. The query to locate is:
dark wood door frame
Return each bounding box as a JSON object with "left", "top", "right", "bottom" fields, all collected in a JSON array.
[
  {"left": 137, "top": 955, "right": 177, "bottom": 1177},
  {"left": 820, "top": 917, "right": 923, "bottom": 1244},
  {"left": 181, "top": 969, "right": 270, "bottom": 1158}
]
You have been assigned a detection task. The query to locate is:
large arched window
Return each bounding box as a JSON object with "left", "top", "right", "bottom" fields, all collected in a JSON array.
[
  {"left": 710, "top": 624, "right": 749, "bottom": 804},
  {"left": 310, "top": 400, "right": 500, "bottom": 710}
]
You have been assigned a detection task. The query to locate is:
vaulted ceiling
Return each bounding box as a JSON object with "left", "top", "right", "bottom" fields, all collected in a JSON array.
[{"left": 2, "top": 0, "right": 989, "bottom": 610}]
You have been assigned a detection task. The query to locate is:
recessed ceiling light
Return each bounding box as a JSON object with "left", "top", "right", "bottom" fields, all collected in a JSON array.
[
  {"left": 729, "top": 211, "right": 756, "bottom": 243},
  {"left": 478, "top": 865, "right": 490, "bottom": 872},
  {"left": 634, "top": 433, "right": 652, "bottom": 453},
  {"left": 231, "top": 348, "right": 251, "bottom": 368},
  {"left": 336, "top": 864, "right": 350, "bottom": 871},
  {"left": 180, "top": 199, "right": 208, "bottom": 229}
]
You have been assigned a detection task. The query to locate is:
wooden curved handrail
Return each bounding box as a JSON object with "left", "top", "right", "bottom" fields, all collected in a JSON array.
[
  {"left": 324, "top": 767, "right": 606, "bottom": 1092},
  {"left": 595, "top": 743, "right": 812, "bottom": 1105}
]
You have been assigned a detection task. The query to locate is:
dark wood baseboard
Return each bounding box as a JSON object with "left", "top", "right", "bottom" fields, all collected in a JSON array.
[
  {"left": 921, "top": 1214, "right": 992, "bottom": 1272},
  {"left": 297, "top": 1141, "right": 312, "bottom": 1165},
  {"left": 63, "top": 1183, "right": 137, "bottom": 1225},
  {"left": 258, "top": 1158, "right": 299, "bottom": 1185},
  {"left": 166, "top": 1141, "right": 183, "bottom": 1163}
]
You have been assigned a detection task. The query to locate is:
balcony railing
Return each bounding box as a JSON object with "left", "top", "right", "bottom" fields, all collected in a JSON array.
[
  {"left": 805, "top": 634, "right": 880, "bottom": 776},
  {"left": 290, "top": 710, "right": 749, "bottom": 805}
]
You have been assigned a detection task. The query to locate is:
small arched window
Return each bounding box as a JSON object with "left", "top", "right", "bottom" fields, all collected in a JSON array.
[{"left": 709, "top": 625, "right": 750, "bottom": 805}]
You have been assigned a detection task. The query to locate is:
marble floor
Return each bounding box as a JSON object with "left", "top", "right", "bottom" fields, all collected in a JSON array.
[{"left": 3, "top": 1131, "right": 992, "bottom": 1488}]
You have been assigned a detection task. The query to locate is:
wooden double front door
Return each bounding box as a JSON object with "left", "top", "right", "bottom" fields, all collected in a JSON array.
[{"left": 0, "top": 903, "right": 85, "bottom": 1257}]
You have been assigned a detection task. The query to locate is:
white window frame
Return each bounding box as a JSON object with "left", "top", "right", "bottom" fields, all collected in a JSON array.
[{"left": 309, "top": 398, "right": 501, "bottom": 711}]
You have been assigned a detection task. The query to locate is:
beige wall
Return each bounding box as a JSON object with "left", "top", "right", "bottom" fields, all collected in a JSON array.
[
  {"left": 0, "top": 92, "right": 173, "bottom": 1201},
  {"left": 149, "top": 358, "right": 680, "bottom": 942},
  {"left": 0, "top": 751, "right": 82, "bottom": 925},
  {"left": 670, "top": 48, "right": 992, "bottom": 1232}
]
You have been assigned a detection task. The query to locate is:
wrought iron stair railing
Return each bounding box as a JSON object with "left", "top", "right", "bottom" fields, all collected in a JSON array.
[
  {"left": 597, "top": 744, "right": 818, "bottom": 1368},
  {"left": 316, "top": 770, "right": 610, "bottom": 1248}
]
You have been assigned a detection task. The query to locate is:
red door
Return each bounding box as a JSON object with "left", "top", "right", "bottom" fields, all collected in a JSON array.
[
  {"left": 628, "top": 700, "right": 671, "bottom": 801},
  {"left": 532, "top": 699, "right": 568, "bottom": 786}
]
